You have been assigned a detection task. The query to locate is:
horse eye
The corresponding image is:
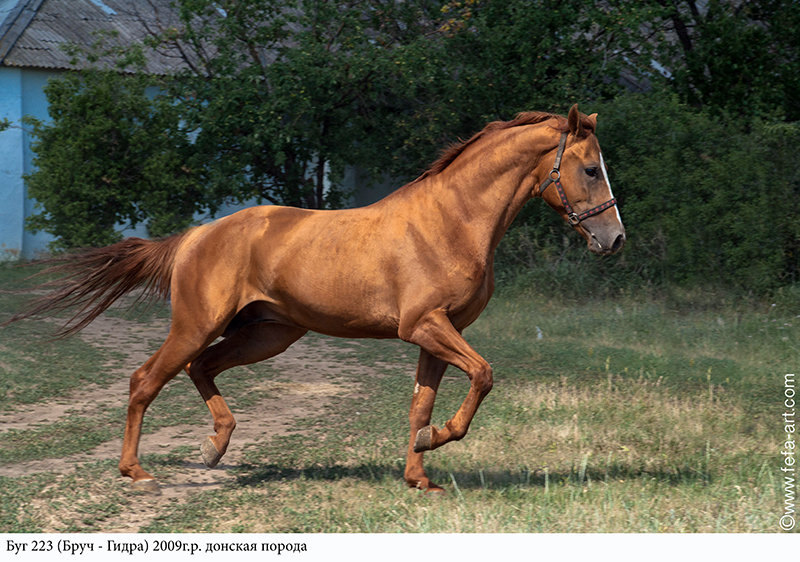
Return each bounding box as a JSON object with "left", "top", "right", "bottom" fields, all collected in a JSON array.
[{"left": 585, "top": 167, "right": 598, "bottom": 178}]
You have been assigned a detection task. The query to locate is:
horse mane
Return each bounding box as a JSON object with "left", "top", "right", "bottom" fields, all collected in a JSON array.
[{"left": 412, "top": 110, "right": 596, "bottom": 184}]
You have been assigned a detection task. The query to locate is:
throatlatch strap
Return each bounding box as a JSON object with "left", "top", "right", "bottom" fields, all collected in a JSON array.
[{"left": 552, "top": 132, "right": 567, "bottom": 171}]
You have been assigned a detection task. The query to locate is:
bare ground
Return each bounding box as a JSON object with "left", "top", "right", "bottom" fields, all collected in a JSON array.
[{"left": 0, "top": 312, "right": 389, "bottom": 532}]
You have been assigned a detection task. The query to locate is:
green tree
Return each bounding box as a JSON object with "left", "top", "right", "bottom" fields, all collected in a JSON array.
[
  {"left": 441, "top": 1, "right": 800, "bottom": 291},
  {"left": 153, "top": 0, "right": 445, "bottom": 208},
  {"left": 25, "top": 67, "right": 203, "bottom": 249},
  {"left": 631, "top": 0, "right": 800, "bottom": 119},
  {"left": 23, "top": 0, "right": 800, "bottom": 294}
]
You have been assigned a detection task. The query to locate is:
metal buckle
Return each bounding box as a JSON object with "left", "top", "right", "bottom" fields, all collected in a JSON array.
[
  {"left": 549, "top": 169, "right": 561, "bottom": 181},
  {"left": 567, "top": 212, "right": 581, "bottom": 225}
]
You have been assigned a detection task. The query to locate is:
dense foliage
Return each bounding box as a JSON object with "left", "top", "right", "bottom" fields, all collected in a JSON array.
[
  {"left": 496, "top": 93, "right": 800, "bottom": 293},
  {"left": 23, "top": 0, "right": 800, "bottom": 292},
  {"left": 25, "top": 67, "right": 203, "bottom": 248}
]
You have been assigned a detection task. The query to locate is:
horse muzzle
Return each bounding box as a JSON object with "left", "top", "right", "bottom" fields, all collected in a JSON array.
[{"left": 584, "top": 223, "right": 626, "bottom": 256}]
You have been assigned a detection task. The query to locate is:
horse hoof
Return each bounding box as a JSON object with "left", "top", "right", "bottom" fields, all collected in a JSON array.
[
  {"left": 413, "top": 425, "right": 434, "bottom": 453},
  {"left": 406, "top": 478, "right": 446, "bottom": 493},
  {"left": 201, "top": 436, "right": 223, "bottom": 468},
  {"left": 131, "top": 478, "right": 161, "bottom": 495}
]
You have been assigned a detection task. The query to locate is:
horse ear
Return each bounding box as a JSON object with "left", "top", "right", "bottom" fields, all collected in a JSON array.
[
  {"left": 567, "top": 104, "right": 583, "bottom": 136},
  {"left": 586, "top": 113, "right": 598, "bottom": 132}
]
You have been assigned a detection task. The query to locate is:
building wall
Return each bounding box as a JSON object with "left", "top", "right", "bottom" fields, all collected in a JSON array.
[
  {"left": 0, "top": 65, "right": 54, "bottom": 260},
  {"left": 20, "top": 67, "right": 55, "bottom": 257},
  {"left": 0, "top": 66, "right": 25, "bottom": 259}
]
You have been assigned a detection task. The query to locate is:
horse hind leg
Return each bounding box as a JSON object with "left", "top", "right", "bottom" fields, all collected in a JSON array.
[
  {"left": 120, "top": 332, "right": 212, "bottom": 493},
  {"left": 185, "top": 322, "right": 307, "bottom": 469}
]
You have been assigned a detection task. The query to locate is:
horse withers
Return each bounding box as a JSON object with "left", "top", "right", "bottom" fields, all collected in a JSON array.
[{"left": 4, "top": 104, "right": 624, "bottom": 493}]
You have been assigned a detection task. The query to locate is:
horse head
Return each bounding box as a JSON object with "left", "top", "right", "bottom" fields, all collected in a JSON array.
[{"left": 538, "top": 104, "right": 626, "bottom": 256}]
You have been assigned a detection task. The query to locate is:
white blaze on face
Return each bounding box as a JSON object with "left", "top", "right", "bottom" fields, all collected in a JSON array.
[{"left": 599, "top": 151, "right": 622, "bottom": 223}]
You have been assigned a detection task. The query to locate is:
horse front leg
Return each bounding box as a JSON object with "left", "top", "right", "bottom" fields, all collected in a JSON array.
[
  {"left": 401, "top": 309, "right": 493, "bottom": 456},
  {"left": 404, "top": 349, "right": 447, "bottom": 491}
]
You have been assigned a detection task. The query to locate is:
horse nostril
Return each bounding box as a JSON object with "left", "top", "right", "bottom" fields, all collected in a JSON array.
[{"left": 611, "top": 233, "right": 625, "bottom": 253}]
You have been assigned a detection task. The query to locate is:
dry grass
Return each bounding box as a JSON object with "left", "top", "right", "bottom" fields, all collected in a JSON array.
[
  {"left": 0, "top": 264, "right": 793, "bottom": 532},
  {"left": 136, "top": 371, "right": 779, "bottom": 533}
]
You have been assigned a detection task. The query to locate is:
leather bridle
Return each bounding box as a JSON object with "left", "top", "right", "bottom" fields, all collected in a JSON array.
[{"left": 539, "top": 132, "right": 618, "bottom": 226}]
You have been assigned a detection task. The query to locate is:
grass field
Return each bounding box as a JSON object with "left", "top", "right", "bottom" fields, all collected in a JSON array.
[{"left": 0, "top": 264, "right": 796, "bottom": 533}]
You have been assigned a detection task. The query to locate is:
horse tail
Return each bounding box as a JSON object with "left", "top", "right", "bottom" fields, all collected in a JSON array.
[{"left": 3, "top": 232, "right": 189, "bottom": 337}]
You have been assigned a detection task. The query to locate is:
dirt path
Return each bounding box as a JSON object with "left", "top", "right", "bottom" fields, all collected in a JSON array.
[{"left": 0, "top": 312, "right": 383, "bottom": 532}]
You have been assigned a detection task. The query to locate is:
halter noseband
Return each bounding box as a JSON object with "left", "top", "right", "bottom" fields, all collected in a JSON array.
[{"left": 539, "top": 132, "right": 618, "bottom": 226}]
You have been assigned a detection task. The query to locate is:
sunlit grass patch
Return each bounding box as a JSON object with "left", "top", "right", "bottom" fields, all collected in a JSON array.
[
  {"left": 0, "top": 316, "right": 113, "bottom": 410},
  {"left": 144, "top": 370, "right": 779, "bottom": 533},
  {"left": 452, "top": 376, "right": 771, "bottom": 476}
]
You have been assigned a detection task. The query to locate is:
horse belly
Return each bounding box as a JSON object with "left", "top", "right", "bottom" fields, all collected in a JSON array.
[
  {"left": 265, "top": 271, "right": 401, "bottom": 338},
  {"left": 254, "top": 229, "right": 402, "bottom": 338}
]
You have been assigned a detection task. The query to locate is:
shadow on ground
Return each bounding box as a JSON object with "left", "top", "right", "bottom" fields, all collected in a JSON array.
[{"left": 211, "top": 460, "right": 713, "bottom": 490}]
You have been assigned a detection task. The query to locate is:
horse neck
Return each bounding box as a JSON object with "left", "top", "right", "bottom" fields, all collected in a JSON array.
[{"left": 404, "top": 124, "right": 557, "bottom": 257}]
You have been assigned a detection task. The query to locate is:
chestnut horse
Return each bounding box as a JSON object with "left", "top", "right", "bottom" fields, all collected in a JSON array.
[{"left": 6, "top": 104, "right": 624, "bottom": 492}]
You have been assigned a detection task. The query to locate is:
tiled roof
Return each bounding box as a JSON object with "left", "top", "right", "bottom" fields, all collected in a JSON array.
[{"left": 0, "top": 0, "right": 194, "bottom": 74}]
